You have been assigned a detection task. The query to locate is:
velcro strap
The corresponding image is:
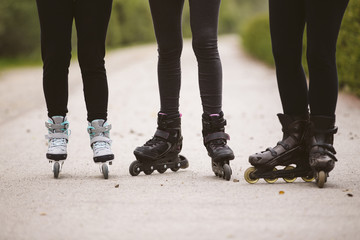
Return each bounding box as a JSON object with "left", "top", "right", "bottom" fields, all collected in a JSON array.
[
  {"left": 88, "top": 124, "right": 112, "bottom": 135},
  {"left": 45, "top": 122, "right": 65, "bottom": 131},
  {"left": 154, "top": 129, "right": 170, "bottom": 140},
  {"left": 45, "top": 133, "right": 68, "bottom": 140},
  {"left": 204, "top": 132, "right": 230, "bottom": 144},
  {"left": 90, "top": 136, "right": 111, "bottom": 145},
  {"left": 313, "top": 126, "right": 338, "bottom": 134}
]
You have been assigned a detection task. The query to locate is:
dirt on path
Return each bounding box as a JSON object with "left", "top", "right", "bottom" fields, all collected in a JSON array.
[{"left": 0, "top": 36, "right": 359, "bottom": 240}]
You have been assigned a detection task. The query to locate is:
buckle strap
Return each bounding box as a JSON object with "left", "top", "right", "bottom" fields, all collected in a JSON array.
[
  {"left": 88, "top": 124, "right": 112, "bottom": 135},
  {"left": 45, "top": 132, "right": 69, "bottom": 140},
  {"left": 312, "top": 126, "right": 338, "bottom": 134},
  {"left": 311, "top": 149, "right": 338, "bottom": 162},
  {"left": 90, "top": 136, "right": 111, "bottom": 145},
  {"left": 265, "top": 147, "right": 277, "bottom": 157},
  {"left": 311, "top": 143, "right": 337, "bottom": 154},
  {"left": 45, "top": 122, "right": 67, "bottom": 131},
  {"left": 204, "top": 132, "right": 230, "bottom": 144},
  {"left": 154, "top": 129, "right": 170, "bottom": 140},
  {"left": 277, "top": 141, "right": 290, "bottom": 150}
]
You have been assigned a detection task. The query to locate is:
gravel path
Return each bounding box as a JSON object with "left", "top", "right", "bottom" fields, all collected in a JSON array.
[{"left": 0, "top": 36, "right": 359, "bottom": 240}]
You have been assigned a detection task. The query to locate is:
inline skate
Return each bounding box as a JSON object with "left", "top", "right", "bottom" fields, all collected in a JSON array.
[
  {"left": 87, "top": 119, "right": 114, "bottom": 179},
  {"left": 244, "top": 114, "right": 314, "bottom": 184},
  {"left": 130, "top": 112, "right": 189, "bottom": 176},
  {"left": 307, "top": 116, "right": 338, "bottom": 188},
  {"left": 202, "top": 112, "right": 234, "bottom": 181},
  {"left": 45, "top": 116, "right": 70, "bottom": 178}
]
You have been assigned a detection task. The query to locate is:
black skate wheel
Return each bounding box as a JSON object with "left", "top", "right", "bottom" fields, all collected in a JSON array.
[
  {"left": 102, "top": 164, "right": 109, "bottom": 179},
  {"left": 179, "top": 155, "right": 189, "bottom": 169},
  {"left": 317, "top": 171, "right": 326, "bottom": 188},
  {"left": 129, "top": 161, "right": 141, "bottom": 176},
  {"left": 283, "top": 166, "right": 297, "bottom": 183},
  {"left": 170, "top": 166, "right": 180, "bottom": 172},
  {"left": 244, "top": 167, "right": 259, "bottom": 184},
  {"left": 223, "top": 164, "right": 231, "bottom": 181},
  {"left": 157, "top": 167, "right": 167, "bottom": 174},
  {"left": 53, "top": 162, "right": 60, "bottom": 179},
  {"left": 264, "top": 168, "right": 278, "bottom": 184},
  {"left": 144, "top": 169, "right": 154, "bottom": 175}
]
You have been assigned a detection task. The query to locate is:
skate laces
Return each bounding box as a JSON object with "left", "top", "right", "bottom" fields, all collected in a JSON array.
[
  {"left": 49, "top": 138, "right": 67, "bottom": 149},
  {"left": 93, "top": 141, "right": 111, "bottom": 154}
]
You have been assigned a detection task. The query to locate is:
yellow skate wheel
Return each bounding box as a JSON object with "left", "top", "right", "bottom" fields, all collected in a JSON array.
[
  {"left": 244, "top": 167, "right": 259, "bottom": 184},
  {"left": 264, "top": 168, "right": 278, "bottom": 184},
  {"left": 317, "top": 171, "right": 326, "bottom": 188},
  {"left": 301, "top": 175, "right": 315, "bottom": 182},
  {"left": 283, "top": 166, "right": 297, "bottom": 183}
]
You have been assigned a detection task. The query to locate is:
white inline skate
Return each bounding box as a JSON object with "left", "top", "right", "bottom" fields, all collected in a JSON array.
[{"left": 88, "top": 119, "right": 114, "bottom": 179}]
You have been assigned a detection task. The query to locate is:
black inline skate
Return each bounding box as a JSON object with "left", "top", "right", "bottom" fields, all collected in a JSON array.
[
  {"left": 202, "top": 112, "right": 234, "bottom": 181},
  {"left": 244, "top": 114, "right": 314, "bottom": 184},
  {"left": 129, "top": 112, "right": 189, "bottom": 176},
  {"left": 307, "top": 116, "right": 338, "bottom": 188}
]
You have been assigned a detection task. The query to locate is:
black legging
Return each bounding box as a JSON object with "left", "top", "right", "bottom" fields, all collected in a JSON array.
[
  {"left": 36, "top": 0, "right": 112, "bottom": 122},
  {"left": 149, "top": 0, "right": 222, "bottom": 115},
  {"left": 269, "top": 0, "right": 349, "bottom": 117}
]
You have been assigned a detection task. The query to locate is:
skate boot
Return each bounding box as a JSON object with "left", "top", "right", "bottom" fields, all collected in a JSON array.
[
  {"left": 244, "top": 114, "right": 314, "bottom": 184},
  {"left": 202, "top": 112, "right": 234, "bottom": 181},
  {"left": 45, "top": 116, "right": 70, "bottom": 178},
  {"left": 87, "top": 119, "right": 114, "bottom": 179},
  {"left": 130, "top": 112, "right": 189, "bottom": 176},
  {"left": 308, "top": 116, "right": 338, "bottom": 188}
]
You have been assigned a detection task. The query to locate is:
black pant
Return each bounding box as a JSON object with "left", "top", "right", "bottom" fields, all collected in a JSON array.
[
  {"left": 269, "top": 0, "right": 349, "bottom": 117},
  {"left": 149, "top": 0, "right": 222, "bottom": 115},
  {"left": 36, "top": 0, "right": 112, "bottom": 121}
]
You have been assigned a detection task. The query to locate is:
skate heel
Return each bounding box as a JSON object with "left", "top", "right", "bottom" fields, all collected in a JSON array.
[
  {"left": 212, "top": 159, "right": 232, "bottom": 181},
  {"left": 49, "top": 160, "right": 65, "bottom": 179},
  {"left": 97, "top": 161, "right": 112, "bottom": 179}
]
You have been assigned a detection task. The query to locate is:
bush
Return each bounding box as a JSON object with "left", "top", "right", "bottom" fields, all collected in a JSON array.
[
  {"left": 241, "top": 2, "right": 360, "bottom": 97},
  {"left": 241, "top": 14, "right": 274, "bottom": 66},
  {"left": 0, "top": 0, "right": 40, "bottom": 58},
  {"left": 337, "top": 0, "right": 360, "bottom": 96}
]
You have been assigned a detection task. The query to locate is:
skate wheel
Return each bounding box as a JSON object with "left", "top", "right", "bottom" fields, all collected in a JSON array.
[
  {"left": 157, "top": 167, "right": 167, "bottom": 174},
  {"left": 244, "top": 167, "right": 259, "bottom": 184},
  {"left": 264, "top": 168, "right": 278, "bottom": 184},
  {"left": 179, "top": 156, "right": 189, "bottom": 169},
  {"left": 170, "top": 167, "right": 180, "bottom": 172},
  {"left": 301, "top": 175, "right": 314, "bottom": 182},
  {"left": 317, "top": 171, "right": 326, "bottom": 188},
  {"left": 102, "top": 164, "right": 109, "bottom": 179},
  {"left": 283, "top": 166, "right": 297, "bottom": 183},
  {"left": 53, "top": 162, "right": 60, "bottom": 179},
  {"left": 223, "top": 164, "right": 231, "bottom": 181},
  {"left": 129, "top": 161, "right": 141, "bottom": 176},
  {"left": 144, "top": 169, "right": 154, "bottom": 175}
]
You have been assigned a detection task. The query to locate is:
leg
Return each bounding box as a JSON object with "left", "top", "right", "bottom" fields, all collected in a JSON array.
[
  {"left": 305, "top": 0, "right": 349, "bottom": 188},
  {"left": 36, "top": 0, "right": 74, "bottom": 118},
  {"left": 305, "top": 0, "right": 349, "bottom": 117},
  {"left": 74, "top": 0, "right": 113, "bottom": 122},
  {"left": 149, "top": 0, "right": 185, "bottom": 115},
  {"left": 269, "top": 0, "right": 308, "bottom": 115},
  {"left": 189, "top": 0, "right": 222, "bottom": 114}
]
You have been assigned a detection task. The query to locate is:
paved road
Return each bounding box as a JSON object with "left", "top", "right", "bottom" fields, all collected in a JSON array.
[{"left": 0, "top": 36, "right": 359, "bottom": 240}]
